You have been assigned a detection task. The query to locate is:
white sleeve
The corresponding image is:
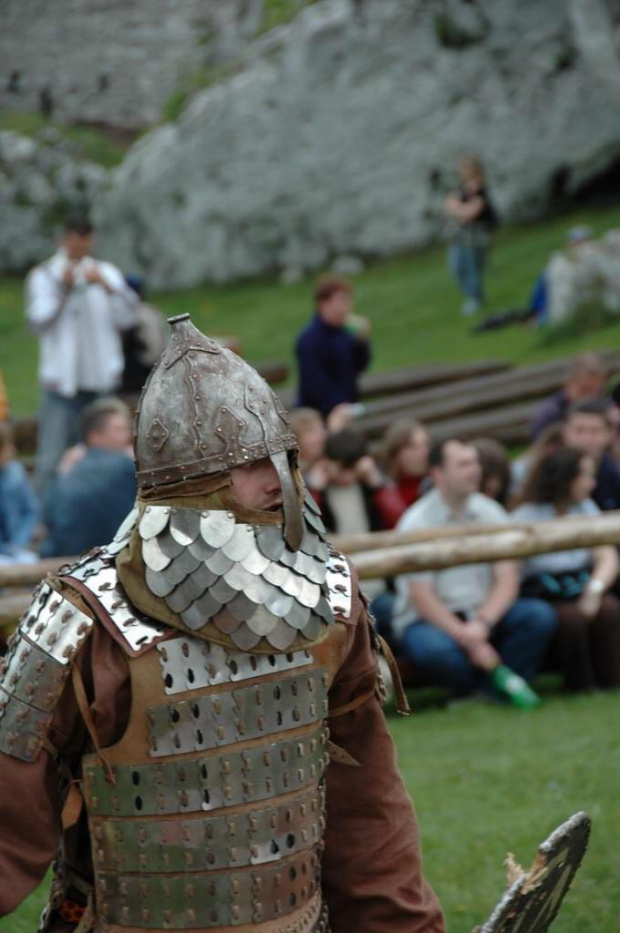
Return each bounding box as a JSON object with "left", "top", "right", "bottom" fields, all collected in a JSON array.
[{"left": 25, "top": 266, "right": 67, "bottom": 332}]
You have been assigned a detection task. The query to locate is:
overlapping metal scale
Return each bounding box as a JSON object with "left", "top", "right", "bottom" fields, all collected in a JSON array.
[{"left": 139, "top": 498, "right": 336, "bottom": 650}]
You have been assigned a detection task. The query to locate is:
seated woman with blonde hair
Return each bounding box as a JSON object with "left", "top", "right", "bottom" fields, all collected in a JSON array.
[{"left": 513, "top": 447, "right": 620, "bottom": 692}]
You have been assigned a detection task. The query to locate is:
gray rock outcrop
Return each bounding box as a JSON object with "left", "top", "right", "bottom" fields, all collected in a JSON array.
[
  {"left": 94, "top": 0, "right": 620, "bottom": 288},
  {"left": 0, "top": 130, "right": 108, "bottom": 272}
]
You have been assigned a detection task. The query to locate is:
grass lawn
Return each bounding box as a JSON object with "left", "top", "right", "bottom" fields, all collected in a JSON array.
[
  {"left": 2, "top": 202, "right": 620, "bottom": 417},
  {"left": 6, "top": 691, "right": 619, "bottom": 931}
]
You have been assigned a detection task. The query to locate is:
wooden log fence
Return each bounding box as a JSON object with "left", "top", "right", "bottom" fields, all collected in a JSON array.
[
  {"left": 353, "top": 512, "right": 620, "bottom": 579},
  {"left": 2, "top": 513, "right": 620, "bottom": 623}
]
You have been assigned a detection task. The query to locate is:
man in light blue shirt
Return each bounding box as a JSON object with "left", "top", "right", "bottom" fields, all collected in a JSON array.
[
  {"left": 42, "top": 399, "right": 136, "bottom": 557},
  {"left": 393, "top": 438, "right": 556, "bottom": 697}
]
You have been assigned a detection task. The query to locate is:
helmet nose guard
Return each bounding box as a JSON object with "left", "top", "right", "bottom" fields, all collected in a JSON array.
[{"left": 134, "top": 314, "right": 302, "bottom": 546}]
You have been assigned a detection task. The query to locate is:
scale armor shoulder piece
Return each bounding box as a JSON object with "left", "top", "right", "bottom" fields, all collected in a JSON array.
[
  {"left": 325, "top": 547, "right": 353, "bottom": 620},
  {"left": 0, "top": 582, "right": 94, "bottom": 762},
  {"left": 61, "top": 539, "right": 169, "bottom": 657}
]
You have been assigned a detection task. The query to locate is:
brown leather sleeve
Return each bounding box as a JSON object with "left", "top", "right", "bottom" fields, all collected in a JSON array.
[
  {"left": 323, "top": 574, "right": 445, "bottom": 933},
  {"left": 0, "top": 622, "right": 130, "bottom": 916}
]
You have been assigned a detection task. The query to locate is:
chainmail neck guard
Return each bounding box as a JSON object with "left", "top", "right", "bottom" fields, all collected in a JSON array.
[{"left": 117, "top": 488, "right": 335, "bottom": 654}]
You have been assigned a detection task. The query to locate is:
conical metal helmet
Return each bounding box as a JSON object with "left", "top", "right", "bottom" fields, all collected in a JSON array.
[{"left": 134, "top": 314, "right": 303, "bottom": 548}]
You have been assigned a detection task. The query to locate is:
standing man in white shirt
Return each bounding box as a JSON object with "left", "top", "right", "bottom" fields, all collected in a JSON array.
[
  {"left": 392, "top": 437, "right": 557, "bottom": 698},
  {"left": 26, "top": 214, "right": 139, "bottom": 497}
]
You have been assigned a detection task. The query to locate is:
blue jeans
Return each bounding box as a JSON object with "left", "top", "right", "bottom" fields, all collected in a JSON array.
[
  {"left": 401, "top": 599, "right": 557, "bottom": 698},
  {"left": 448, "top": 242, "right": 487, "bottom": 303},
  {"left": 35, "top": 388, "right": 105, "bottom": 500}
]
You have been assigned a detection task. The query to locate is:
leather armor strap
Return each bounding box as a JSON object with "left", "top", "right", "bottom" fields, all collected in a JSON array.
[{"left": 71, "top": 665, "right": 116, "bottom": 786}]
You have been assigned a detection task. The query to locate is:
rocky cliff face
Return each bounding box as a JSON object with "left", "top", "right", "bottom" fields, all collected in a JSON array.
[
  {"left": 93, "top": 0, "right": 620, "bottom": 288},
  {"left": 0, "top": 130, "right": 108, "bottom": 272},
  {"left": 4, "top": 0, "right": 620, "bottom": 283},
  {"left": 0, "top": 0, "right": 268, "bottom": 129}
]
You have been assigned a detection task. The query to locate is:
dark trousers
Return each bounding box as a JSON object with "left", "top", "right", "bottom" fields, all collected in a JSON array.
[
  {"left": 401, "top": 598, "right": 557, "bottom": 698},
  {"left": 550, "top": 595, "right": 620, "bottom": 692}
]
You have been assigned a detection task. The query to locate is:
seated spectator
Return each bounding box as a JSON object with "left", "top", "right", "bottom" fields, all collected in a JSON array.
[
  {"left": 0, "top": 423, "right": 40, "bottom": 564},
  {"left": 288, "top": 408, "right": 327, "bottom": 474},
  {"left": 42, "top": 399, "right": 136, "bottom": 557},
  {"left": 510, "top": 423, "right": 565, "bottom": 502},
  {"left": 391, "top": 438, "right": 557, "bottom": 698},
  {"left": 562, "top": 400, "right": 620, "bottom": 511},
  {"left": 530, "top": 352, "right": 607, "bottom": 439},
  {"left": 311, "top": 428, "right": 403, "bottom": 620},
  {"left": 295, "top": 276, "right": 371, "bottom": 417},
  {"left": 309, "top": 428, "right": 403, "bottom": 535},
  {"left": 513, "top": 448, "right": 620, "bottom": 692},
  {"left": 381, "top": 417, "right": 431, "bottom": 526},
  {"left": 473, "top": 437, "right": 511, "bottom": 507}
]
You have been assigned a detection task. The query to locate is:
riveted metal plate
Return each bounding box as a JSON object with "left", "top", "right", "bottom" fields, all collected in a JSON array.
[
  {"left": 92, "top": 785, "right": 322, "bottom": 873},
  {"left": 97, "top": 847, "right": 321, "bottom": 928},
  {"left": 147, "top": 669, "right": 328, "bottom": 758},
  {"left": 83, "top": 726, "right": 328, "bottom": 818},
  {"left": 0, "top": 687, "right": 53, "bottom": 761},
  {"left": 0, "top": 635, "right": 67, "bottom": 712},
  {"left": 75, "top": 561, "right": 167, "bottom": 653},
  {"left": 325, "top": 550, "right": 352, "bottom": 620},
  {"left": 19, "top": 584, "right": 93, "bottom": 666},
  {"left": 157, "top": 638, "right": 312, "bottom": 695}
]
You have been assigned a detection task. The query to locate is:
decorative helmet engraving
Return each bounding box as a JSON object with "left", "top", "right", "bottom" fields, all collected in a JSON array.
[{"left": 134, "top": 314, "right": 303, "bottom": 548}]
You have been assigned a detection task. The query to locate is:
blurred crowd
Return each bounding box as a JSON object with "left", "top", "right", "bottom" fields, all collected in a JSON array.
[{"left": 2, "top": 214, "right": 620, "bottom": 705}]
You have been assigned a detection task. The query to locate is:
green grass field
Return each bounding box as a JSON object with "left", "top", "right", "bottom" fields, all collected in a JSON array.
[{"left": 2, "top": 204, "right": 620, "bottom": 930}]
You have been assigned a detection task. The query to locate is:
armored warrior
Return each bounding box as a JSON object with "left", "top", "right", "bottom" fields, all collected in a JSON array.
[{"left": 0, "top": 315, "right": 444, "bottom": 932}]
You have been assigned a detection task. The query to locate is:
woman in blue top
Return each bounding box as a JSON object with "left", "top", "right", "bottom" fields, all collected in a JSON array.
[{"left": 513, "top": 447, "right": 620, "bottom": 692}]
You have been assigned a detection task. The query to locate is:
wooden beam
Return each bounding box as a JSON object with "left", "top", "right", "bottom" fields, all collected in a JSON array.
[
  {"left": 276, "top": 358, "right": 510, "bottom": 409},
  {"left": 331, "top": 521, "right": 517, "bottom": 554},
  {"left": 0, "top": 557, "right": 73, "bottom": 589},
  {"left": 352, "top": 512, "right": 620, "bottom": 579}
]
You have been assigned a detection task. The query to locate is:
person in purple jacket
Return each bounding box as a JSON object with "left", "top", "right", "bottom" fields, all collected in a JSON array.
[{"left": 296, "top": 276, "right": 371, "bottom": 417}]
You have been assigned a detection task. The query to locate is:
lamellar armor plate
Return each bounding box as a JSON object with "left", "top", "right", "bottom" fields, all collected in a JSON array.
[
  {"left": 0, "top": 583, "right": 94, "bottom": 762},
  {"left": 30, "top": 523, "right": 352, "bottom": 932}
]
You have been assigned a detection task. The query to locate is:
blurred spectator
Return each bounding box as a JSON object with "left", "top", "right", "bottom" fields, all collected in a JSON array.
[
  {"left": 42, "top": 399, "right": 135, "bottom": 557},
  {"left": 308, "top": 428, "right": 402, "bottom": 535},
  {"left": 0, "top": 423, "right": 40, "bottom": 564},
  {"left": 510, "top": 423, "right": 565, "bottom": 503},
  {"left": 295, "top": 276, "right": 371, "bottom": 417},
  {"left": 121, "top": 275, "right": 170, "bottom": 394},
  {"left": 542, "top": 226, "right": 620, "bottom": 326},
  {"left": 26, "top": 214, "right": 139, "bottom": 497},
  {"left": 530, "top": 352, "right": 607, "bottom": 439},
  {"left": 562, "top": 400, "right": 620, "bottom": 511},
  {"left": 514, "top": 448, "right": 620, "bottom": 692},
  {"left": 473, "top": 437, "right": 511, "bottom": 507},
  {"left": 391, "top": 438, "right": 556, "bottom": 698},
  {"left": 380, "top": 417, "right": 431, "bottom": 527},
  {"left": 289, "top": 408, "right": 327, "bottom": 474},
  {"left": 444, "top": 155, "right": 498, "bottom": 316},
  {"left": 0, "top": 371, "right": 8, "bottom": 422}
]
